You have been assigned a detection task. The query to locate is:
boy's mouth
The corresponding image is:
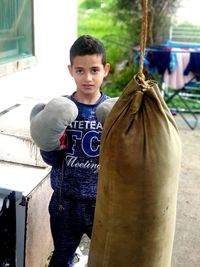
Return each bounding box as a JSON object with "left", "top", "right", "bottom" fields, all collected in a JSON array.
[{"left": 82, "top": 83, "right": 94, "bottom": 88}]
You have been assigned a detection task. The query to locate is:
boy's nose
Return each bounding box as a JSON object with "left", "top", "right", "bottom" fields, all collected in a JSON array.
[{"left": 85, "top": 72, "right": 92, "bottom": 81}]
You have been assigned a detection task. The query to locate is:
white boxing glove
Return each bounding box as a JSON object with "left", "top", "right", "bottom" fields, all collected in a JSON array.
[
  {"left": 30, "top": 97, "right": 78, "bottom": 151},
  {"left": 96, "top": 97, "right": 119, "bottom": 125}
]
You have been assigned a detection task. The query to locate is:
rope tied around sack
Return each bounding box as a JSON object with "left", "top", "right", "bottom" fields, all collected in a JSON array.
[{"left": 137, "top": 0, "right": 149, "bottom": 88}]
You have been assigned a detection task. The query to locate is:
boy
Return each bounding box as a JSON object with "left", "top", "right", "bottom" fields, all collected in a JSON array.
[{"left": 30, "top": 35, "right": 110, "bottom": 267}]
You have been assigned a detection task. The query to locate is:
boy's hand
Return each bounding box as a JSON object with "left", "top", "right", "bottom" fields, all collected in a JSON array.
[
  {"left": 30, "top": 97, "right": 78, "bottom": 151},
  {"left": 96, "top": 97, "right": 119, "bottom": 125}
]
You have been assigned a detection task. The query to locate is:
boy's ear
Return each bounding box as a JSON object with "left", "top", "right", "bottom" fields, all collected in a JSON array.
[
  {"left": 68, "top": 65, "right": 73, "bottom": 76},
  {"left": 104, "top": 63, "right": 110, "bottom": 77}
]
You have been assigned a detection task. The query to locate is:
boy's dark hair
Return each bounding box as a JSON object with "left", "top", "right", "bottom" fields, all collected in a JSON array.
[{"left": 70, "top": 35, "right": 107, "bottom": 66}]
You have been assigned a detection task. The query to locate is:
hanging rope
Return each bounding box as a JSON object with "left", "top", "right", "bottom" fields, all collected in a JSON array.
[{"left": 137, "top": 0, "right": 148, "bottom": 86}]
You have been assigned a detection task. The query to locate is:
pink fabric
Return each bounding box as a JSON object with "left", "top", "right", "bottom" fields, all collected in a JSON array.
[{"left": 163, "top": 48, "right": 194, "bottom": 89}]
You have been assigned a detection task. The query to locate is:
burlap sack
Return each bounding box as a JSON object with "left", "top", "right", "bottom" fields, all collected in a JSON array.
[{"left": 88, "top": 76, "right": 181, "bottom": 267}]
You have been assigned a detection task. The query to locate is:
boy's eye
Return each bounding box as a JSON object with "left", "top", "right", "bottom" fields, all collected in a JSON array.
[
  {"left": 76, "top": 68, "right": 84, "bottom": 74},
  {"left": 91, "top": 68, "right": 99, "bottom": 74}
]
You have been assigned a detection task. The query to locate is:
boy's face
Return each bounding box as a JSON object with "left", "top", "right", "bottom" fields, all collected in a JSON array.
[{"left": 68, "top": 54, "right": 110, "bottom": 98}]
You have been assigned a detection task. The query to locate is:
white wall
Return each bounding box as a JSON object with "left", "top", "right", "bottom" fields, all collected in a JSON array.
[{"left": 0, "top": 0, "right": 77, "bottom": 107}]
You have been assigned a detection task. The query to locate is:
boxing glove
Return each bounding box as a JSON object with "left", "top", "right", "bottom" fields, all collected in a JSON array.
[
  {"left": 30, "top": 97, "right": 78, "bottom": 151},
  {"left": 96, "top": 97, "right": 119, "bottom": 125}
]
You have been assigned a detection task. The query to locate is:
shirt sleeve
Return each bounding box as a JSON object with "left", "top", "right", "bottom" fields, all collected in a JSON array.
[{"left": 40, "top": 149, "right": 65, "bottom": 166}]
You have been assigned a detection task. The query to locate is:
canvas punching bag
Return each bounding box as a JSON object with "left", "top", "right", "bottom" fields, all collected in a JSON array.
[{"left": 88, "top": 76, "right": 182, "bottom": 267}]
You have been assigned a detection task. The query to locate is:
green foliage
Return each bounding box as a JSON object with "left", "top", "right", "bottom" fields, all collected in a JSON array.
[
  {"left": 78, "top": 0, "right": 139, "bottom": 98},
  {"left": 79, "top": 0, "right": 113, "bottom": 11},
  {"left": 79, "top": 0, "right": 101, "bottom": 9},
  {"left": 171, "top": 23, "right": 200, "bottom": 43},
  {"left": 167, "top": 99, "right": 200, "bottom": 111},
  {"left": 102, "top": 63, "right": 136, "bottom": 97},
  {"left": 165, "top": 91, "right": 200, "bottom": 111},
  {"left": 113, "top": 0, "right": 181, "bottom": 44},
  {"left": 78, "top": 0, "right": 200, "bottom": 112},
  {"left": 78, "top": 1, "right": 134, "bottom": 69}
]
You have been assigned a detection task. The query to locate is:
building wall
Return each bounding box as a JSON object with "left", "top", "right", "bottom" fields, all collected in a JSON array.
[
  {"left": 0, "top": 4, "right": 77, "bottom": 263},
  {"left": 0, "top": 0, "right": 77, "bottom": 107}
]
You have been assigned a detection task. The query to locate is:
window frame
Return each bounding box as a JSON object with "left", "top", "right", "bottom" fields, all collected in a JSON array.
[{"left": 0, "top": 0, "right": 36, "bottom": 77}]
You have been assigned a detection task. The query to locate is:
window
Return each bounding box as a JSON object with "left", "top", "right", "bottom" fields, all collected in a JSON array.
[{"left": 0, "top": 0, "right": 35, "bottom": 75}]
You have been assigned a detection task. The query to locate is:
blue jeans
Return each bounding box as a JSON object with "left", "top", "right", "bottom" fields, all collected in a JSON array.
[{"left": 48, "top": 193, "right": 95, "bottom": 267}]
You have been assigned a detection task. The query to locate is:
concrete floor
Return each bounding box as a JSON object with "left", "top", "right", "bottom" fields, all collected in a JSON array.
[{"left": 171, "top": 113, "right": 200, "bottom": 267}]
